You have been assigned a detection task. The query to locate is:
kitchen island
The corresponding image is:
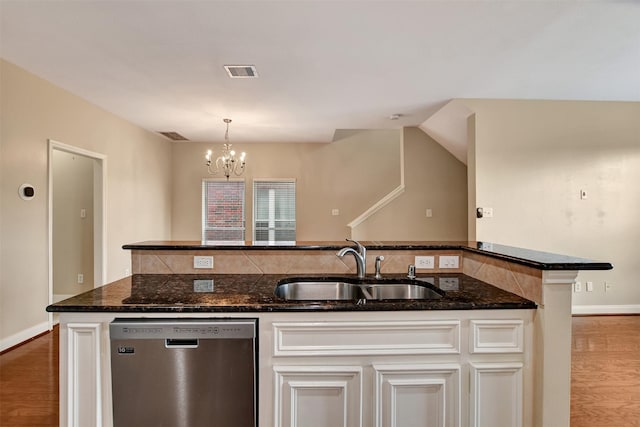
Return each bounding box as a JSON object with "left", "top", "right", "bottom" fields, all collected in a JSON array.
[{"left": 48, "top": 241, "right": 611, "bottom": 427}]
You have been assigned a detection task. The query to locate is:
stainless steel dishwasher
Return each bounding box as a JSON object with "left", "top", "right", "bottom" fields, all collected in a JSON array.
[{"left": 110, "top": 318, "right": 257, "bottom": 427}]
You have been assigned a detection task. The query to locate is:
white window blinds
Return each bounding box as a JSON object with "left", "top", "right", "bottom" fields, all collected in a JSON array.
[
  {"left": 253, "top": 180, "right": 296, "bottom": 242},
  {"left": 202, "top": 179, "right": 245, "bottom": 242}
]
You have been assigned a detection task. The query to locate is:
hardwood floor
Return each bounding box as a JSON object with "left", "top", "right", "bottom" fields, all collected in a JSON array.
[
  {"left": 571, "top": 315, "right": 640, "bottom": 427},
  {"left": 1, "top": 317, "right": 638, "bottom": 426},
  {"left": 0, "top": 326, "right": 58, "bottom": 427}
]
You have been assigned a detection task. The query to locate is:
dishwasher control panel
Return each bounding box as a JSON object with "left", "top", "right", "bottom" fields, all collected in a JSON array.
[{"left": 110, "top": 318, "right": 256, "bottom": 340}]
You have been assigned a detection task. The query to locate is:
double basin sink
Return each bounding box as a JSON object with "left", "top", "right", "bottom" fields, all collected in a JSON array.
[{"left": 274, "top": 277, "right": 443, "bottom": 301}]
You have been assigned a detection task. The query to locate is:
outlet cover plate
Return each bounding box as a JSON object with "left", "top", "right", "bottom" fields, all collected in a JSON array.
[
  {"left": 415, "top": 256, "right": 435, "bottom": 269},
  {"left": 439, "top": 255, "right": 460, "bottom": 269},
  {"left": 194, "top": 256, "right": 214, "bottom": 269}
]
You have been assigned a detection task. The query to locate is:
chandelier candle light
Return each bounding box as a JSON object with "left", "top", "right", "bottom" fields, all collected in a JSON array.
[{"left": 205, "top": 118, "right": 247, "bottom": 180}]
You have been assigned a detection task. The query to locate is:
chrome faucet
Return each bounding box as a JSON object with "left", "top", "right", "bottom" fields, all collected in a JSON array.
[{"left": 337, "top": 239, "right": 367, "bottom": 279}]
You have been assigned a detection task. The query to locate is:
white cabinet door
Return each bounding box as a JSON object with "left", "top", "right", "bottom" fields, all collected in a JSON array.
[
  {"left": 470, "top": 362, "right": 523, "bottom": 427},
  {"left": 273, "top": 366, "right": 363, "bottom": 427},
  {"left": 374, "top": 364, "right": 460, "bottom": 427}
]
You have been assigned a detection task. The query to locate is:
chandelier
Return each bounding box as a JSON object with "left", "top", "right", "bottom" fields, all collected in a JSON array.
[{"left": 205, "top": 118, "right": 247, "bottom": 180}]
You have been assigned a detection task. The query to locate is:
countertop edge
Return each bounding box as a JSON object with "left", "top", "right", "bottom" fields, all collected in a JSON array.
[{"left": 123, "top": 240, "right": 613, "bottom": 271}]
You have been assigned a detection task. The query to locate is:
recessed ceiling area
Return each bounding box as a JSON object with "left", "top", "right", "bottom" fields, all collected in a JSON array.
[{"left": 1, "top": 1, "right": 638, "bottom": 144}]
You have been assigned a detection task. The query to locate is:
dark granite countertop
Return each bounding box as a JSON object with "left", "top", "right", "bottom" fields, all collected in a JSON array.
[
  {"left": 123, "top": 240, "right": 613, "bottom": 271},
  {"left": 47, "top": 273, "right": 536, "bottom": 313}
]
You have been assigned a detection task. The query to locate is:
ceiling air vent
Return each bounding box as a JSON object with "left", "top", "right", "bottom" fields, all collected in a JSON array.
[
  {"left": 224, "top": 65, "right": 259, "bottom": 78},
  {"left": 158, "top": 131, "right": 189, "bottom": 141}
]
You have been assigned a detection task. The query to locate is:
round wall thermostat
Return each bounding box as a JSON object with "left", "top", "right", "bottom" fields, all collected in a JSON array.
[{"left": 19, "top": 184, "right": 35, "bottom": 201}]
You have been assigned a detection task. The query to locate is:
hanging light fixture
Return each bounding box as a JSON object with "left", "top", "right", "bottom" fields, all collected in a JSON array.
[{"left": 205, "top": 118, "right": 247, "bottom": 180}]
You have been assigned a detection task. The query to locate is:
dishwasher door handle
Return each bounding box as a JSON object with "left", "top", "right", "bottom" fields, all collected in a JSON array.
[{"left": 165, "top": 338, "right": 199, "bottom": 348}]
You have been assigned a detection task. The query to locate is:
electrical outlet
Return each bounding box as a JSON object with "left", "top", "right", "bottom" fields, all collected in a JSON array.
[
  {"left": 415, "top": 256, "right": 435, "bottom": 269},
  {"left": 425, "top": 208, "right": 433, "bottom": 218},
  {"left": 483, "top": 207, "right": 493, "bottom": 218},
  {"left": 479, "top": 242, "right": 494, "bottom": 251},
  {"left": 193, "top": 256, "right": 214, "bottom": 269},
  {"left": 586, "top": 281, "right": 593, "bottom": 292},
  {"left": 439, "top": 255, "right": 460, "bottom": 269},
  {"left": 193, "top": 279, "right": 214, "bottom": 292},
  {"left": 77, "top": 273, "right": 84, "bottom": 284},
  {"left": 439, "top": 277, "right": 459, "bottom": 291},
  {"left": 574, "top": 281, "right": 582, "bottom": 292}
]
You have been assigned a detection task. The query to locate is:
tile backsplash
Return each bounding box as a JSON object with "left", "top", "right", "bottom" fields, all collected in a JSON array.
[{"left": 132, "top": 249, "right": 464, "bottom": 275}]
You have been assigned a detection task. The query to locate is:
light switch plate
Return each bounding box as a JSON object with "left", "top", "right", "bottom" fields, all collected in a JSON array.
[{"left": 439, "top": 255, "right": 459, "bottom": 269}]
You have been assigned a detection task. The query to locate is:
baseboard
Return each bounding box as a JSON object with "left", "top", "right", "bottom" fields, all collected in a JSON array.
[
  {"left": 572, "top": 304, "right": 640, "bottom": 315},
  {"left": 0, "top": 321, "right": 50, "bottom": 353}
]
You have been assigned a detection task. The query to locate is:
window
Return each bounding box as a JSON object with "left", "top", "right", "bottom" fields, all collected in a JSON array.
[
  {"left": 253, "top": 180, "right": 296, "bottom": 242},
  {"left": 202, "top": 179, "right": 245, "bottom": 242}
]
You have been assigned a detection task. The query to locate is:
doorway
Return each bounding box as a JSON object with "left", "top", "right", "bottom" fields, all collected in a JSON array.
[{"left": 48, "top": 140, "right": 106, "bottom": 325}]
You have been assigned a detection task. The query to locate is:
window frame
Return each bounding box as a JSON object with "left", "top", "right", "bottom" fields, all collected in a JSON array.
[
  {"left": 252, "top": 178, "right": 296, "bottom": 243},
  {"left": 201, "top": 178, "right": 246, "bottom": 243}
]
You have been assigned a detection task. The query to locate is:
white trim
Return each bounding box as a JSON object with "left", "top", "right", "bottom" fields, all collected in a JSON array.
[
  {"left": 572, "top": 304, "right": 640, "bottom": 315},
  {"left": 48, "top": 140, "right": 107, "bottom": 330},
  {"left": 347, "top": 185, "right": 405, "bottom": 229},
  {"left": 542, "top": 270, "right": 579, "bottom": 285},
  {"left": 0, "top": 321, "right": 50, "bottom": 352},
  {"left": 66, "top": 322, "right": 103, "bottom": 427},
  {"left": 348, "top": 132, "right": 405, "bottom": 230}
]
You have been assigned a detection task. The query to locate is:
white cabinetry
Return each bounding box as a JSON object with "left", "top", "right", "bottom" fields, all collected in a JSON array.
[
  {"left": 274, "top": 365, "right": 363, "bottom": 427},
  {"left": 264, "top": 310, "right": 532, "bottom": 427},
  {"left": 374, "top": 363, "right": 460, "bottom": 427},
  {"left": 57, "top": 310, "right": 532, "bottom": 427},
  {"left": 470, "top": 362, "right": 523, "bottom": 427}
]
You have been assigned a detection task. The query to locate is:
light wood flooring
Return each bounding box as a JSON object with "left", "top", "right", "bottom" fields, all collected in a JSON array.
[
  {"left": 571, "top": 315, "right": 640, "bottom": 427},
  {"left": 0, "top": 326, "right": 58, "bottom": 426},
  {"left": 1, "top": 316, "right": 638, "bottom": 426}
]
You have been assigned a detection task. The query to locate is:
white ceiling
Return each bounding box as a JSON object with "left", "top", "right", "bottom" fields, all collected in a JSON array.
[{"left": 1, "top": 1, "right": 639, "bottom": 144}]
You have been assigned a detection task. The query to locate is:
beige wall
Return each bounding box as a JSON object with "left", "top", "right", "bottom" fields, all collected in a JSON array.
[
  {"left": 172, "top": 127, "right": 468, "bottom": 242},
  {"left": 171, "top": 129, "right": 402, "bottom": 241},
  {"left": 52, "top": 150, "right": 95, "bottom": 296},
  {"left": 0, "top": 59, "right": 173, "bottom": 348},
  {"left": 353, "top": 127, "right": 468, "bottom": 240},
  {"left": 463, "top": 99, "right": 640, "bottom": 309}
]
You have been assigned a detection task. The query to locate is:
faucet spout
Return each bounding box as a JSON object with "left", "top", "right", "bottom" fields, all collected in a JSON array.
[{"left": 337, "top": 239, "right": 367, "bottom": 279}]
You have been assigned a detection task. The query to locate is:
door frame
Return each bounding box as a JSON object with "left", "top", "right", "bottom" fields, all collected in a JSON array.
[{"left": 48, "top": 139, "right": 107, "bottom": 327}]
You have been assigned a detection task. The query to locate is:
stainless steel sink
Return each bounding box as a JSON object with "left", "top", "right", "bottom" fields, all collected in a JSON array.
[
  {"left": 360, "top": 284, "right": 440, "bottom": 300},
  {"left": 274, "top": 278, "right": 443, "bottom": 301},
  {"left": 274, "top": 281, "right": 359, "bottom": 300}
]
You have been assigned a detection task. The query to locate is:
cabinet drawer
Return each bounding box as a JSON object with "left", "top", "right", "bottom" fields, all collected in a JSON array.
[
  {"left": 470, "top": 320, "right": 524, "bottom": 354},
  {"left": 273, "top": 320, "right": 460, "bottom": 356}
]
